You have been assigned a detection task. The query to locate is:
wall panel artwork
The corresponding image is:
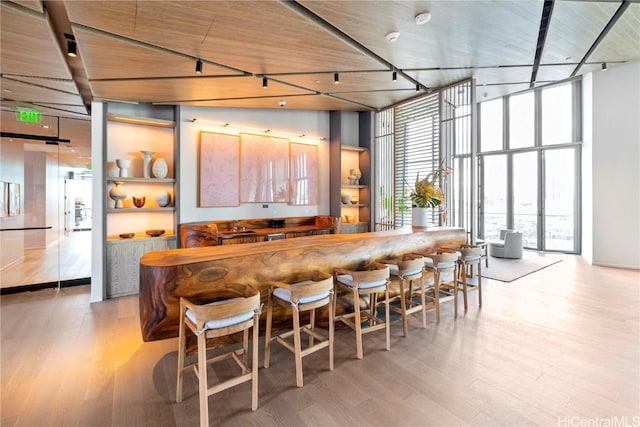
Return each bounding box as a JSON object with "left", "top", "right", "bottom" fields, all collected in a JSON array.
[
  {"left": 199, "top": 132, "right": 240, "bottom": 207},
  {"left": 7, "top": 183, "right": 20, "bottom": 216},
  {"left": 290, "top": 143, "right": 319, "bottom": 205},
  {"left": 240, "top": 133, "right": 289, "bottom": 203}
]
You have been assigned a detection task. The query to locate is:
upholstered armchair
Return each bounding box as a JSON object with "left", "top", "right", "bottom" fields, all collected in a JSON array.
[{"left": 488, "top": 229, "right": 523, "bottom": 259}]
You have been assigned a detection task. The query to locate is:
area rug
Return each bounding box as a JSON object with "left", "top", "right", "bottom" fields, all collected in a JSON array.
[{"left": 481, "top": 250, "right": 563, "bottom": 283}]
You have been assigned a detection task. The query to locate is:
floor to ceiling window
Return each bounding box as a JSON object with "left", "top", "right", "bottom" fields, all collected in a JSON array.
[{"left": 478, "top": 79, "right": 582, "bottom": 253}]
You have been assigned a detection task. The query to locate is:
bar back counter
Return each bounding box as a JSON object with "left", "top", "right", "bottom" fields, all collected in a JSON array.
[{"left": 139, "top": 227, "right": 465, "bottom": 345}]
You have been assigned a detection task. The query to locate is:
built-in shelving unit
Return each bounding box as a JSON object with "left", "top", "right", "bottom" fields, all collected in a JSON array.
[
  {"left": 97, "top": 104, "right": 179, "bottom": 299},
  {"left": 330, "top": 111, "right": 373, "bottom": 234}
]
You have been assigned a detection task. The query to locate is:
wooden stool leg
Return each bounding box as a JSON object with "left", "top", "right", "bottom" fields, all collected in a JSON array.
[
  {"left": 176, "top": 314, "right": 186, "bottom": 402},
  {"left": 197, "top": 333, "right": 209, "bottom": 427},
  {"left": 434, "top": 274, "right": 441, "bottom": 323},
  {"left": 384, "top": 287, "right": 390, "bottom": 351},
  {"left": 478, "top": 263, "right": 483, "bottom": 307},
  {"left": 251, "top": 315, "right": 259, "bottom": 411},
  {"left": 309, "top": 308, "right": 316, "bottom": 347},
  {"left": 453, "top": 271, "right": 460, "bottom": 319},
  {"left": 329, "top": 292, "right": 335, "bottom": 371},
  {"left": 353, "top": 289, "right": 363, "bottom": 360},
  {"left": 399, "top": 279, "right": 408, "bottom": 337},
  {"left": 462, "top": 263, "right": 469, "bottom": 312},
  {"left": 264, "top": 292, "right": 273, "bottom": 368},
  {"left": 420, "top": 277, "right": 427, "bottom": 328},
  {"left": 293, "top": 305, "right": 304, "bottom": 387}
]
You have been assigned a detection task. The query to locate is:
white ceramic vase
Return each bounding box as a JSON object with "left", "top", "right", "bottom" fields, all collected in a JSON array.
[
  {"left": 116, "top": 159, "right": 131, "bottom": 178},
  {"left": 140, "top": 150, "right": 155, "bottom": 178},
  {"left": 109, "top": 181, "right": 127, "bottom": 208},
  {"left": 341, "top": 190, "right": 351, "bottom": 204},
  {"left": 411, "top": 207, "right": 429, "bottom": 231},
  {"left": 155, "top": 190, "right": 171, "bottom": 207},
  {"left": 152, "top": 158, "right": 168, "bottom": 179}
]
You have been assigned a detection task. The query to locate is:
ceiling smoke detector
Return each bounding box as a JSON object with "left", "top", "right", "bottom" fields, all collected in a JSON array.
[
  {"left": 415, "top": 12, "right": 431, "bottom": 25},
  {"left": 385, "top": 31, "right": 400, "bottom": 42}
]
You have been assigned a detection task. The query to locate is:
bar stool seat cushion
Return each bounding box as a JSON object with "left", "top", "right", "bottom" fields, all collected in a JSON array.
[
  {"left": 186, "top": 298, "right": 255, "bottom": 332},
  {"left": 336, "top": 274, "right": 388, "bottom": 290},
  {"left": 273, "top": 280, "right": 331, "bottom": 304},
  {"left": 387, "top": 264, "right": 424, "bottom": 277},
  {"left": 424, "top": 258, "right": 457, "bottom": 269}
]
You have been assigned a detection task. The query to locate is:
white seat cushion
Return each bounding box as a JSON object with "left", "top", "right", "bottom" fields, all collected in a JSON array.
[
  {"left": 336, "top": 274, "right": 387, "bottom": 289},
  {"left": 273, "top": 280, "right": 330, "bottom": 304},
  {"left": 424, "top": 258, "right": 456, "bottom": 269},
  {"left": 461, "top": 255, "right": 481, "bottom": 262},
  {"left": 186, "top": 297, "right": 254, "bottom": 331},
  {"left": 387, "top": 264, "right": 423, "bottom": 277}
]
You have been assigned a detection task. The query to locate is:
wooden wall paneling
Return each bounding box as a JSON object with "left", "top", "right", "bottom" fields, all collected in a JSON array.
[
  {"left": 198, "top": 132, "right": 240, "bottom": 207},
  {"left": 289, "top": 142, "right": 318, "bottom": 205},
  {"left": 240, "top": 133, "right": 290, "bottom": 203}
]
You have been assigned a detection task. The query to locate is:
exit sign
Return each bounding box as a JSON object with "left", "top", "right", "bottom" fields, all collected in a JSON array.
[{"left": 16, "top": 110, "right": 42, "bottom": 123}]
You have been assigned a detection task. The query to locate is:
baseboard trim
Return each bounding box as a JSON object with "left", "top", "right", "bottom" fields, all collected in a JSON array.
[{"left": 0, "top": 277, "right": 91, "bottom": 295}]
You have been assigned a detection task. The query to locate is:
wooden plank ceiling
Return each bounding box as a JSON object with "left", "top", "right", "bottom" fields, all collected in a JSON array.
[{"left": 1, "top": 0, "right": 639, "bottom": 118}]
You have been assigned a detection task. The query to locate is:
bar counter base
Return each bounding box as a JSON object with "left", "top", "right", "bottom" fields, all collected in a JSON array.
[{"left": 139, "top": 227, "right": 465, "bottom": 346}]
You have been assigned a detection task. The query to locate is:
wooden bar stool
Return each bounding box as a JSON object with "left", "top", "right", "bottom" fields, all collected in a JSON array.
[
  {"left": 263, "top": 271, "right": 335, "bottom": 387},
  {"left": 176, "top": 285, "right": 261, "bottom": 427},
  {"left": 457, "top": 245, "right": 483, "bottom": 311},
  {"left": 377, "top": 254, "right": 425, "bottom": 337},
  {"left": 420, "top": 252, "right": 459, "bottom": 321},
  {"left": 333, "top": 262, "right": 391, "bottom": 359}
]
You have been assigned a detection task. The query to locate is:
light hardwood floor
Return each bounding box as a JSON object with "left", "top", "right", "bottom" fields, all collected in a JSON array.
[
  {"left": 0, "top": 230, "right": 91, "bottom": 288},
  {"left": 1, "top": 255, "right": 638, "bottom": 426}
]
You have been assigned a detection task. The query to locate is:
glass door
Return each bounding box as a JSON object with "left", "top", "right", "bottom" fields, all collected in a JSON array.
[
  {"left": 0, "top": 135, "right": 61, "bottom": 290},
  {"left": 1, "top": 112, "right": 91, "bottom": 292}
]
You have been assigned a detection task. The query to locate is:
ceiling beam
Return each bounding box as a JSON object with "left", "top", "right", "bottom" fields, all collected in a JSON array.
[
  {"left": 530, "top": 0, "right": 555, "bottom": 88},
  {"left": 570, "top": 0, "right": 631, "bottom": 77}
]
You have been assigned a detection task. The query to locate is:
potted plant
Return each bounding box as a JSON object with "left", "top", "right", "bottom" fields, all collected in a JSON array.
[{"left": 408, "top": 163, "right": 450, "bottom": 229}]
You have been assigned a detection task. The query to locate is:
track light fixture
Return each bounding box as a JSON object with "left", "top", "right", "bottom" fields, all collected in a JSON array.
[
  {"left": 392, "top": 70, "right": 397, "bottom": 82},
  {"left": 334, "top": 72, "right": 339, "bottom": 84},
  {"left": 601, "top": 62, "right": 607, "bottom": 71},
  {"left": 64, "top": 33, "right": 77, "bottom": 57},
  {"left": 262, "top": 76, "right": 268, "bottom": 88},
  {"left": 416, "top": 84, "right": 421, "bottom": 92},
  {"left": 195, "top": 59, "right": 203, "bottom": 74}
]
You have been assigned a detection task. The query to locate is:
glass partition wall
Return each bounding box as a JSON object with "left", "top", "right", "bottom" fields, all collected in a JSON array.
[{"left": 0, "top": 113, "right": 91, "bottom": 292}]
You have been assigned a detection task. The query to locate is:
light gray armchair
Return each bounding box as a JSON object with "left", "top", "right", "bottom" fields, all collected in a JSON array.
[{"left": 488, "top": 229, "right": 523, "bottom": 259}]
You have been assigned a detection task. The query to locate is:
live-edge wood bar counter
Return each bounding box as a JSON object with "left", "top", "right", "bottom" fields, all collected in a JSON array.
[{"left": 139, "top": 227, "right": 465, "bottom": 345}]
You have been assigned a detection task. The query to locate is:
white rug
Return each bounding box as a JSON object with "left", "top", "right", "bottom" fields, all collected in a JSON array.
[{"left": 481, "top": 250, "right": 563, "bottom": 282}]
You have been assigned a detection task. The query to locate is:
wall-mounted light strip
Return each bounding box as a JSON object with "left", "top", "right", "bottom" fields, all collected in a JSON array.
[{"left": 191, "top": 118, "right": 326, "bottom": 143}]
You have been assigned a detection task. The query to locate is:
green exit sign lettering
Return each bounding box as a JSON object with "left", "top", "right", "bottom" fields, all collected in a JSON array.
[{"left": 16, "top": 110, "right": 42, "bottom": 123}]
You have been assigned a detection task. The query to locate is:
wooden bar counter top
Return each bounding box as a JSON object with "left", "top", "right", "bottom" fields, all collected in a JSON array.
[{"left": 139, "top": 227, "right": 465, "bottom": 344}]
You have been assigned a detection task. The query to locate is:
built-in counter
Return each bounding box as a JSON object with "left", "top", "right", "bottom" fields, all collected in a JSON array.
[{"left": 139, "top": 227, "right": 465, "bottom": 346}]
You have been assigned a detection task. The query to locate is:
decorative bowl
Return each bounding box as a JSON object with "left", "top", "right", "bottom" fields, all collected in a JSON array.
[
  {"left": 145, "top": 229, "right": 165, "bottom": 237},
  {"left": 119, "top": 233, "right": 135, "bottom": 239},
  {"left": 350, "top": 199, "right": 358, "bottom": 204}
]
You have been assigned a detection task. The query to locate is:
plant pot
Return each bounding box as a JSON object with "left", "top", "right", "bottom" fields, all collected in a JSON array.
[{"left": 411, "top": 207, "right": 429, "bottom": 231}]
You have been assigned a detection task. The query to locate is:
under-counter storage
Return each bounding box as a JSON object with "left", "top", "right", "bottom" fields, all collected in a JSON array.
[{"left": 106, "top": 235, "right": 176, "bottom": 298}]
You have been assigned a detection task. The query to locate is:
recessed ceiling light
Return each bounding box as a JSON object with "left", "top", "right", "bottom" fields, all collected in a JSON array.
[
  {"left": 415, "top": 12, "right": 431, "bottom": 25},
  {"left": 386, "top": 31, "right": 400, "bottom": 42}
]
